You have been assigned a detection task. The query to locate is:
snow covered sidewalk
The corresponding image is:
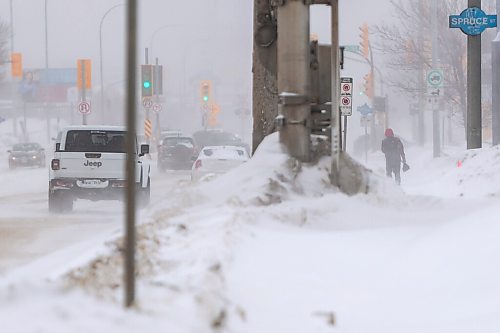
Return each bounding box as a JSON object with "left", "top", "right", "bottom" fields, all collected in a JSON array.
[{"left": 1, "top": 134, "right": 500, "bottom": 333}]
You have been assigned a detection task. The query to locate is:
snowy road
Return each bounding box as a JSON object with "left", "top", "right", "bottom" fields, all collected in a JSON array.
[{"left": 0, "top": 165, "right": 190, "bottom": 276}]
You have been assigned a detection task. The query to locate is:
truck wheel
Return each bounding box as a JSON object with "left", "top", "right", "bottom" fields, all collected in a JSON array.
[{"left": 49, "top": 190, "right": 73, "bottom": 213}]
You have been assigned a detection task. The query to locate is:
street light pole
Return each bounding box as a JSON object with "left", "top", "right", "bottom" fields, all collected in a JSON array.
[
  {"left": 44, "top": 0, "right": 50, "bottom": 141},
  {"left": 45, "top": 0, "right": 48, "bottom": 69},
  {"left": 9, "top": 0, "right": 14, "bottom": 54},
  {"left": 149, "top": 24, "right": 181, "bottom": 61},
  {"left": 100, "top": 3, "right": 125, "bottom": 124},
  {"left": 10, "top": 0, "right": 17, "bottom": 137}
]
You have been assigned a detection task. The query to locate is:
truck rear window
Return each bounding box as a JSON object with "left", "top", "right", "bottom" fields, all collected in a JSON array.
[{"left": 64, "top": 130, "right": 127, "bottom": 153}]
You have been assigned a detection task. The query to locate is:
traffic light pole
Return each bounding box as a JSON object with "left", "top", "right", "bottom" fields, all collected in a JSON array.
[
  {"left": 144, "top": 48, "right": 151, "bottom": 146},
  {"left": 155, "top": 58, "right": 161, "bottom": 147}
]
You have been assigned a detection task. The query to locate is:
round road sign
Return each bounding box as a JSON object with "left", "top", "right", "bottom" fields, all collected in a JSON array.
[
  {"left": 153, "top": 103, "right": 162, "bottom": 113},
  {"left": 78, "top": 101, "right": 91, "bottom": 115},
  {"left": 142, "top": 97, "right": 153, "bottom": 109},
  {"left": 427, "top": 70, "right": 443, "bottom": 87},
  {"left": 341, "top": 96, "right": 351, "bottom": 106},
  {"left": 342, "top": 83, "right": 352, "bottom": 94}
]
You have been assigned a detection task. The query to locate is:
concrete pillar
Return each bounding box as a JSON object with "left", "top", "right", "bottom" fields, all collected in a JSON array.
[{"left": 277, "top": 0, "right": 311, "bottom": 162}]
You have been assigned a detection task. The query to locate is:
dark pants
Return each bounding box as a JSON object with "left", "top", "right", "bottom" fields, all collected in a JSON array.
[{"left": 386, "top": 159, "right": 401, "bottom": 185}]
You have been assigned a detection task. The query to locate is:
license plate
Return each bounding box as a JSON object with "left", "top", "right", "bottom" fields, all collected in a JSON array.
[
  {"left": 82, "top": 179, "right": 101, "bottom": 186},
  {"left": 77, "top": 179, "right": 109, "bottom": 188}
]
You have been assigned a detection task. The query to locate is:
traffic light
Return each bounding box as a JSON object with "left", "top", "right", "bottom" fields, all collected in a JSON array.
[
  {"left": 363, "top": 71, "right": 374, "bottom": 100},
  {"left": 200, "top": 80, "right": 211, "bottom": 104},
  {"left": 141, "top": 65, "right": 153, "bottom": 97},
  {"left": 359, "top": 23, "right": 370, "bottom": 59}
]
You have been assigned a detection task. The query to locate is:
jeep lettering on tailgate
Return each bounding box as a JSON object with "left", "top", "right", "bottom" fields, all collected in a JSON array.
[{"left": 84, "top": 160, "right": 102, "bottom": 167}]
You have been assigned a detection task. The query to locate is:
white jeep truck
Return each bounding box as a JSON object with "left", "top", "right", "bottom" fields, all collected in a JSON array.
[{"left": 49, "top": 125, "right": 151, "bottom": 212}]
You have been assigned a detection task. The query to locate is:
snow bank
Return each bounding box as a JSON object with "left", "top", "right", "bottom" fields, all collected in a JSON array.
[{"left": 1, "top": 133, "right": 500, "bottom": 333}]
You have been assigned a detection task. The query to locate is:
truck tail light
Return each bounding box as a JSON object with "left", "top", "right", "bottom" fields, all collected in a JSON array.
[
  {"left": 194, "top": 160, "right": 202, "bottom": 169},
  {"left": 51, "top": 159, "right": 60, "bottom": 170}
]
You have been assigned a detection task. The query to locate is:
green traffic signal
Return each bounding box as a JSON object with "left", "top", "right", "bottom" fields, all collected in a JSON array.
[
  {"left": 203, "top": 95, "right": 209, "bottom": 102},
  {"left": 141, "top": 64, "right": 153, "bottom": 97}
]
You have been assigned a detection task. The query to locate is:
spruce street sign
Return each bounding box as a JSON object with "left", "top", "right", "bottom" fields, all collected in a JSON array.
[{"left": 449, "top": 7, "right": 497, "bottom": 36}]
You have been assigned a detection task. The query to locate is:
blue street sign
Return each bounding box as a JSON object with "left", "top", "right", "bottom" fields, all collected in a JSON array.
[
  {"left": 357, "top": 103, "right": 373, "bottom": 116},
  {"left": 449, "top": 7, "right": 497, "bottom": 36}
]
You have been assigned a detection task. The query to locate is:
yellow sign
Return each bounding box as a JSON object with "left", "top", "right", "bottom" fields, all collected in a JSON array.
[
  {"left": 77, "top": 59, "right": 92, "bottom": 89},
  {"left": 11, "top": 53, "right": 22, "bottom": 78},
  {"left": 208, "top": 103, "right": 220, "bottom": 127}
]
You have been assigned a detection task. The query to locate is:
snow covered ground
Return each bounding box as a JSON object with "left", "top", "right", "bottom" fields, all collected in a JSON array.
[{"left": 1, "top": 131, "right": 500, "bottom": 333}]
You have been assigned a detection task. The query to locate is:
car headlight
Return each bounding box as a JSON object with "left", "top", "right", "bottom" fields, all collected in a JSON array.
[
  {"left": 11, "top": 156, "right": 16, "bottom": 160},
  {"left": 32, "top": 155, "right": 38, "bottom": 159}
]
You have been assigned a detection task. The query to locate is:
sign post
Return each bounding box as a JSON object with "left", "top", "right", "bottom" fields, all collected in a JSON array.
[
  {"left": 450, "top": 2, "right": 497, "bottom": 149},
  {"left": 340, "top": 77, "right": 353, "bottom": 152},
  {"left": 357, "top": 103, "right": 373, "bottom": 164},
  {"left": 77, "top": 59, "right": 92, "bottom": 125}
]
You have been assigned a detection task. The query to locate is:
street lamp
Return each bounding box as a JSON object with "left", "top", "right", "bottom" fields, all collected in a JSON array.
[
  {"left": 99, "top": 3, "right": 125, "bottom": 124},
  {"left": 45, "top": 0, "right": 48, "bottom": 69},
  {"left": 149, "top": 24, "right": 181, "bottom": 62}
]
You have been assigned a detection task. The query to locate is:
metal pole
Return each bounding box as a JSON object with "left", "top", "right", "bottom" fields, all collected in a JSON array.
[
  {"left": 9, "top": 0, "right": 17, "bottom": 138},
  {"left": 342, "top": 116, "right": 347, "bottom": 151},
  {"left": 149, "top": 24, "right": 180, "bottom": 61},
  {"left": 45, "top": 0, "right": 50, "bottom": 142},
  {"left": 331, "top": 0, "right": 340, "bottom": 178},
  {"left": 364, "top": 122, "right": 368, "bottom": 164},
  {"left": 99, "top": 4, "right": 125, "bottom": 125},
  {"left": 154, "top": 57, "right": 161, "bottom": 149},
  {"left": 467, "top": 0, "right": 482, "bottom": 149},
  {"left": 431, "top": 0, "right": 441, "bottom": 157},
  {"left": 125, "top": 0, "right": 137, "bottom": 308},
  {"left": 144, "top": 48, "right": 150, "bottom": 145},
  {"left": 277, "top": 0, "right": 310, "bottom": 162},
  {"left": 44, "top": 0, "right": 48, "bottom": 69},
  {"left": 417, "top": 1, "right": 425, "bottom": 146},
  {"left": 492, "top": 0, "right": 500, "bottom": 145},
  {"left": 9, "top": 0, "right": 14, "bottom": 53},
  {"left": 81, "top": 61, "right": 87, "bottom": 125}
]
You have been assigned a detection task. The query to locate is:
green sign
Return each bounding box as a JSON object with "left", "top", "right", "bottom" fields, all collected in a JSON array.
[
  {"left": 342, "top": 45, "right": 360, "bottom": 53},
  {"left": 427, "top": 69, "right": 444, "bottom": 88}
]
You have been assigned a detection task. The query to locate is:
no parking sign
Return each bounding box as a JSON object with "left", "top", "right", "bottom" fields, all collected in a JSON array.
[{"left": 340, "top": 77, "right": 353, "bottom": 116}]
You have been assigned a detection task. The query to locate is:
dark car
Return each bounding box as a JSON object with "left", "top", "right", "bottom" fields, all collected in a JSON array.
[
  {"left": 8, "top": 142, "right": 46, "bottom": 169},
  {"left": 157, "top": 136, "right": 198, "bottom": 171}
]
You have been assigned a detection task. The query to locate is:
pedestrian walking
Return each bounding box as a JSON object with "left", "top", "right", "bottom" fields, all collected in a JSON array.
[{"left": 381, "top": 128, "right": 409, "bottom": 185}]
